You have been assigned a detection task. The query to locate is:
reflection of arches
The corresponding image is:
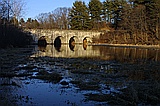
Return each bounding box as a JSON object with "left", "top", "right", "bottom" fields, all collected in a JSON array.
[
  {"left": 38, "top": 36, "right": 47, "bottom": 46},
  {"left": 38, "top": 46, "right": 46, "bottom": 52},
  {"left": 69, "top": 36, "right": 75, "bottom": 51},
  {"left": 70, "top": 36, "right": 78, "bottom": 43},
  {"left": 83, "top": 38, "right": 87, "bottom": 44},
  {"left": 83, "top": 37, "right": 92, "bottom": 50},
  {"left": 83, "top": 37, "right": 92, "bottom": 44},
  {"left": 54, "top": 36, "right": 62, "bottom": 52},
  {"left": 83, "top": 38, "right": 87, "bottom": 50}
]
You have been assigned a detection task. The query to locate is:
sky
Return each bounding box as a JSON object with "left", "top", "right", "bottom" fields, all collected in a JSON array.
[{"left": 25, "top": 0, "right": 104, "bottom": 19}]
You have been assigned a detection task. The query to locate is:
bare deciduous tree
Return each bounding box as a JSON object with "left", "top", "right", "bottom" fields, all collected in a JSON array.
[
  {"left": 0, "top": 0, "right": 26, "bottom": 25},
  {"left": 36, "top": 7, "right": 71, "bottom": 29},
  {"left": 11, "top": 0, "right": 26, "bottom": 24}
]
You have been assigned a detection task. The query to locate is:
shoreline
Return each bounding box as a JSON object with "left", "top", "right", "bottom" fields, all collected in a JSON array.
[{"left": 90, "top": 43, "right": 160, "bottom": 49}]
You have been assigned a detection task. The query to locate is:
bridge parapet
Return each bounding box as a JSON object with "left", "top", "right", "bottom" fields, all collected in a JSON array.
[{"left": 25, "top": 29, "right": 103, "bottom": 44}]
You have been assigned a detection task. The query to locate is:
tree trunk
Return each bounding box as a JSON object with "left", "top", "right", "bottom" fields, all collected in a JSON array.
[{"left": 156, "top": 18, "right": 159, "bottom": 39}]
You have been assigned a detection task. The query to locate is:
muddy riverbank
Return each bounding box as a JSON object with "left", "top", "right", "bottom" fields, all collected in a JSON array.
[{"left": 0, "top": 45, "right": 160, "bottom": 105}]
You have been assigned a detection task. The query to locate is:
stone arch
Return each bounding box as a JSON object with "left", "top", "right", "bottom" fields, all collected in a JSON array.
[
  {"left": 69, "top": 36, "right": 75, "bottom": 51},
  {"left": 54, "top": 36, "right": 62, "bottom": 52},
  {"left": 69, "top": 36, "right": 79, "bottom": 43},
  {"left": 69, "top": 36, "right": 79, "bottom": 51},
  {"left": 38, "top": 36, "right": 47, "bottom": 46},
  {"left": 83, "top": 37, "right": 92, "bottom": 44},
  {"left": 82, "top": 37, "right": 90, "bottom": 50}
]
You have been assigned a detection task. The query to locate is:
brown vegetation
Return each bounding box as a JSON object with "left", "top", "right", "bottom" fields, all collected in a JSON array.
[{"left": 93, "top": 31, "right": 160, "bottom": 45}]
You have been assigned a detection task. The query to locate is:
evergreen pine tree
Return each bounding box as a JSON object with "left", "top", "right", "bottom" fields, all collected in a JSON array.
[
  {"left": 102, "top": 0, "right": 112, "bottom": 23},
  {"left": 88, "top": 0, "right": 102, "bottom": 30},
  {"left": 69, "top": 1, "right": 91, "bottom": 30}
]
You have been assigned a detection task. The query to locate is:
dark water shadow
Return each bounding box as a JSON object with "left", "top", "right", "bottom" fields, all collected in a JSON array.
[
  {"left": 54, "top": 36, "right": 62, "bottom": 52},
  {"left": 38, "top": 36, "right": 47, "bottom": 46},
  {"left": 69, "top": 37, "right": 75, "bottom": 51}
]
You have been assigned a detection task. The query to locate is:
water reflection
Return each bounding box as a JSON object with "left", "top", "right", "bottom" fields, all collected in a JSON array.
[
  {"left": 92, "top": 46, "right": 160, "bottom": 62},
  {"left": 38, "top": 46, "right": 46, "bottom": 52},
  {"left": 69, "top": 37, "right": 75, "bottom": 51},
  {"left": 54, "top": 36, "right": 61, "bottom": 52},
  {"left": 83, "top": 43, "right": 87, "bottom": 50},
  {"left": 83, "top": 38, "right": 87, "bottom": 50},
  {"left": 33, "top": 45, "right": 160, "bottom": 62}
]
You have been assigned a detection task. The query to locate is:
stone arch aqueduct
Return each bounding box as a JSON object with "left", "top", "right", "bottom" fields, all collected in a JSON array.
[{"left": 26, "top": 29, "right": 103, "bottom": 44}]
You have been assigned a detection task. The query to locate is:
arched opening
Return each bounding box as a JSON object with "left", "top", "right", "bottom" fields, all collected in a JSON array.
[
  {"left": 83, "top": 37, "right": 88, "bottom": 50},
  {"left": 54, "top": 36, "right": 61, "bottom": 52},
  {"left": 38, "top": 36, "right": 47, "bottom": 46},
  {"left": 69, "top": 36, "right": 75, "bottom": 51}
]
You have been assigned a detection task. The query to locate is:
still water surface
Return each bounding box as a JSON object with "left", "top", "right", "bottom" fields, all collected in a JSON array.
[
  {"left": 2, "top": 44, "right": 160, "bottom": 106},
  {"left": 34, "top": 44, "right": 160, "bottom": 62}
]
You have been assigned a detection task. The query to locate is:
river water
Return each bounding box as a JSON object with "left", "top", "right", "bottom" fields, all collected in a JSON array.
[
  {"left": 1, "top": 44, "right": 160, "bottom": 105},
  {"left": 33, "top": 44, "right": 160, "bottom": 62}
]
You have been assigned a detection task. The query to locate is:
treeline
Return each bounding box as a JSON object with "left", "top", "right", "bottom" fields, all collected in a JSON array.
[
  {"left": 24, "top": 0, "right": 160, "bottom": 35},
  {"left": 69, "top": 0, "right": 160, "bottom": 38},
  {"left": 0, "top": 0, "right": 33, "bottom": 48},
  {"left": 70, "top": 0, "right": 160, "bottom": 45},
  {"left": 118, "top": 0, "right": 160, "bottom": 44},
  {"left": 1, "top": 0, "right": 160, "bottom": 46},
  {"left": 21, "top": 7, "right": 71, "bottom": 29}
]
